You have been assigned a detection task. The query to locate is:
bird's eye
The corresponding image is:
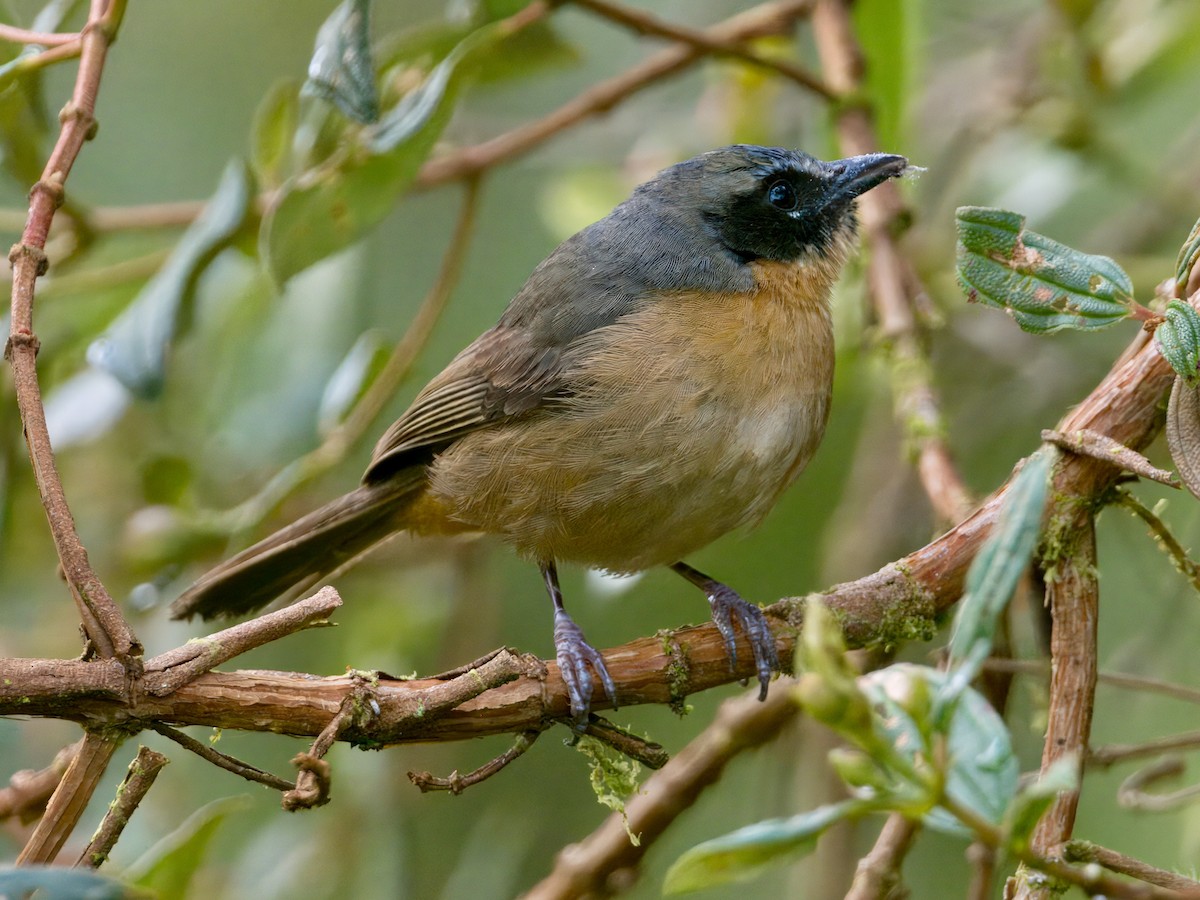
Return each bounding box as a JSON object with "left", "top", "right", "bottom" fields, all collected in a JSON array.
[{"left": 767, "top": 179, "right": 798, "bottom": 211}]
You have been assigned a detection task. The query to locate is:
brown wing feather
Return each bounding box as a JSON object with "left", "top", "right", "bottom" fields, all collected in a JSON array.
[{"left": 364, "top": 326, "right": 570, "bottom": 481}]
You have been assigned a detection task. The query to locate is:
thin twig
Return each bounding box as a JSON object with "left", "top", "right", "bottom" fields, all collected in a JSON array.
[
  {"left": 1043, "top": 428, "right": 1179, "bottom": 487},
  {"left": 416, "top": 1, "right": 815, "bottom": 189},
  {"left": 1064, "top": 841, "right": 1200, "bottom": 894},
  {"left": 584, "top": 718, "right": 670, "bottom": 770},
  {"left": 144, "top": 586, "right": 342, "bottom": 696},
  {"left": 409, "top": 728, "right": 547, "bottom": 794},
  {"left": 811, "top": 0, "right": 972, "bottom": 525},
  {"left": 1091, "top": 731, "right": 1200, "bottom": 768},
  {"left": 0, "top": 23, "right": 79, "bottom": 45},
  {"left": 982, "top": 657, "right": 1200, "bottom": 706},
  {"left": 75, "top": 746, "right": 168, "bottom": 869},
  {"left": 846, "top": 813, "right": 919, "bottom": 900},
  {"left": 282, "top": 675, "right": 377, "bottom": 810},
  {"left": 5, "top": 0, "right": 138, "bottom": 662},
  {"left": 524, "top": 681, "right": 801, "bottom": 899},
  {"left": 571, "top": 0, "right": 833, "bottom": 99},
  {"left": 1114, "top": 489, "right": 1200, "bottom": 594},
  {"left": 0, "top": 741, "right": 81, "bottom": 825},
  {"left": 150, "top": 724, "right": 293, "bottom": 791},
  {"left": 1117, "top": 757, "right": 1200, "bottom": 812},
  {"left": 16, "top": 731, "right": 122, "bottom": 865},
  {"left": 966, "top": 842, "right": 996, "bottom": 900}
]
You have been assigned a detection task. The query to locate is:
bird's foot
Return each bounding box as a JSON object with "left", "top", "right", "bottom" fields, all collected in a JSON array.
[
  {"left": 553, "top": 608, "right": 617, "bottom": 728},
  {"left": 707, "top": 585, "right": 780, "bottom": 700}
]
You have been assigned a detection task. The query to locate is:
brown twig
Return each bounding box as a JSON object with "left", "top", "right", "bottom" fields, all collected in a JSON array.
[
  {"left": 144, "top": 586, "right": 342, "bottom": 696},
  {"left": 416, "top": 1, "right": 815, "bottom": 189},
  {"left": 0, "top": 23, "right": 80, "bottom": 45},
  {"left": 524, "top": 679, "right": 801, "bottom": 899},
  {"left": 571, "top": 0, "right": 833, "bottom": 99},
  {"left": 1091, "top": 731, "right": 1200, "bottom": 768},
  {"left": 1063, "top": 841, "right": 1200, "bottom": 894},
  {"left": 1042, "top": 428, "right": 1179, "bottom": 487},
  {"left": 16, "top": 731, "right": 123, "bottom": 865},
  {"left": 409, "top": 727, "right": 547, "bottom": 795},
  {"left": 584, "top": 718, "right": 670, "bottom": 770},
  {"left": 282, "top": 675, "right": 377, "bottom": 810},
  {"left": 982, "top": 657, "right": 1200, "bottom": 706},
  {"left": 967, "top": 842, "right": 997, "bottom": 900},
  {"left": 846, "top": 814, "right": 919, "bottom": 900},
  {"left": 811, "top": 0, "right": 972, "bottom": 526},
  {"left": 5, "top": 0, "right": 138, "bottom": 663},
  {"left": 150, "top": 724, "right": 293, "bottom": 792},
  {"left": 0, "top": 741, "right": 81, "bottom": 825},
  {"left": 1117, "top": 757, "right": 1200, "bottom": 812},
  {"left": 75, "top": 746, "right": 168, "bottom": 868}
]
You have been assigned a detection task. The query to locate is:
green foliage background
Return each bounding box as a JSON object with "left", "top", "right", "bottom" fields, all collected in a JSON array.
[{"left": 4, "top": 0, "right": 1200, "bottom": 896}]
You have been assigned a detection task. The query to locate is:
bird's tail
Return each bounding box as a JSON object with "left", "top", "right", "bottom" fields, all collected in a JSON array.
[{"left": 169, "top": 469, "right": 427, "bottom": 621}]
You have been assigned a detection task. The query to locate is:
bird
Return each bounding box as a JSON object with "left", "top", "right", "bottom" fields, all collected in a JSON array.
[{"left": 171, "top": 144, "right": 909, "bottom": 725}]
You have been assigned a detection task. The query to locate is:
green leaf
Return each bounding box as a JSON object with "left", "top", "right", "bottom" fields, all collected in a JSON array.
[
  {"left": 0, "top": 866, "right": 150, "bottom": 899},
  {"left": 317, "top": 329, "right": 389, "bottom": 435},
  {"left": 862, "top": 665, "right": 1019, "bottom": 834},
  {"left": 305, "top": 0, "right": 380, "bottom": 124},
  {"left": 261, "top": 23, "right": 501, "bottom": 285},
  {"left": 663, "top": 800, "right": 866, "bottom": 894},
  {"left": 88, "top": 160, "right": 254, "bottom": 399},
  {"left": 955, "top": 206, "right": 1136, "bottom": 333},
  {"left": 251, "top": 78, "right": 301, "bottom": 189},
  {"left": 1003, "top": 754, "right": 1079, "bottom": 853},
  {"left": 1155, "top": 299, "right": 1200, "bottom": 385},
  {"left": 124, "top": 795, "right": 252, "bottom": 895},
  {"left": 1175, "top": 215, "right": 1200, "bottom": 292},
  {"left": 944, "top": 447, "right": 1054, "bottom": 694}
]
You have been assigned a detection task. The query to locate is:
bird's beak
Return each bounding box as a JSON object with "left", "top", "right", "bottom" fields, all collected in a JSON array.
[{"left": 826, "top": 153, "right": 909, "bottom": 201}]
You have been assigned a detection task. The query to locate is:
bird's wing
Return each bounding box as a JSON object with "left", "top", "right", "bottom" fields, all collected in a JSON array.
[{"left": 363, "top": 324, "right": 573, "bottom": 481}]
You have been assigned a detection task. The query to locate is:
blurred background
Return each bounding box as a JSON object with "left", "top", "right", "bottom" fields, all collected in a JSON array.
[{"left": 4, "top": 0, "right": 1200, "bottom": 896}]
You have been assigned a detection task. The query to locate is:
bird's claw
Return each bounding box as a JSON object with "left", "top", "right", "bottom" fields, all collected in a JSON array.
[
  {"left": 707, "top": 586, "right": 780, "bottom": 700},
  {"left": 553, "top": 608, "right": 617, "bottom": 728}
]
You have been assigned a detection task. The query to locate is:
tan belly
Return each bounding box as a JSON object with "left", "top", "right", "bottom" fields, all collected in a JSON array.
[{"left": 427, "top": 266, "right": 835, "bottom": 571}]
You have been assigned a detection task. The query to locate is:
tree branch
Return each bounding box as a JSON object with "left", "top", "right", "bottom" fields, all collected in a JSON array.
[{"left": 75, "top": 746, "right": 168, "bottom": 869}]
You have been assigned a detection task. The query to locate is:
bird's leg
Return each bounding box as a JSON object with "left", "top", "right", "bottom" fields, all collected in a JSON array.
[
  {"left": 542, "top": 560, "right": 617, "bottom": 727},
  {"left": 670, "top": 561, "right": 780, "bottom": 700}
]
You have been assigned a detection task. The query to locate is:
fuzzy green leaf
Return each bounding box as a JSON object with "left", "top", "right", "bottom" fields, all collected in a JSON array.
[
  {"left": 88, "top": 160, "right": 254, "bottom": 399},
  {"left": 663, "top": 800, "right": 866, "bottom": 894},
  {"left": 1155, "top": 300, "right": 1200, "bottom": 385},
  {"left": 124, "top": 795, "right": 251, "bottom": 895},
  {"left": 955, "top": 206, "right": 1135, "bottom": 333},
  {"left": 251, "top": 78, "right": 301, "bottom": 189},
  {"left": 1003, "top": 754, "right": 1079, "bottom": 853},
  {"left": 305, "top": 0, "right": 379, "bottom": 124}
]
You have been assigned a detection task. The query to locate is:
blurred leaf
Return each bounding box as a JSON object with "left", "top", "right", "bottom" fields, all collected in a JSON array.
[
  {"left": 472, "top": 21, "right": 579, "bottom": 84},
  {"left": 251, "top": 78, "right": 301, "bottom": 189},
  {"left": 124, "top": 794, "right": 252, "bottom": 895},
  {"left": 140, "top": 455, "right": 194, "bottom": 505},
  {"left": 1155, "top": 300, "right": 1200, "bottom": 385},
  {"left": 1003, "top": 754, "right": 1080, "bottom": 853},
  {"left": 1166, "top": 376, "right": 1200, "bottom": 501},
  {"left": 305, "top": 0, "right": 380, "bottom": 124},
  {"left": 852, "top": 0, "right": 909, "bottom": 152},
  {"left": 955, "top": 206, "right": 1136, "bottom": 333},
  {"left": 1175, "top": 215, "right": 1200, "bottom": 293},
  {"left": 0, "top": 866, "right": 150, "bottom": 899},
  {"left": 317, "top": 329, "right": 389, "bottom": 436},
  {"left": 44, "top": 367, "right": 132, "bottom": 449},
  {"left": 262, "top": 22, "right": 501, "bottom": 285},
  {"left": 88, "top": 159, "right": 254, "bottom": 399},
  {"left": 944, "top": 447, "right": 1053, "bottom": 695},
  {"left": 861, "top": 665, "right": 1019, "bottom": 834},
  {"left": 663, "top": 800, "right": 866, "bottom": 894}
]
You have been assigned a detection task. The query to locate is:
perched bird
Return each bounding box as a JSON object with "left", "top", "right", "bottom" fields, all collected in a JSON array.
[{"left": 171, "top": 145, "right": 909, "bottom": 724}]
